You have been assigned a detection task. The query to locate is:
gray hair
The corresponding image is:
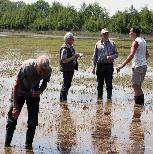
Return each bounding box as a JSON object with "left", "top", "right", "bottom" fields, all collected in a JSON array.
[
  {"left": 64, "top": 32, "right": 74, "bottom": 41},
  {"left": 36, "top": 55, "right": 50, "bottom": 70}
]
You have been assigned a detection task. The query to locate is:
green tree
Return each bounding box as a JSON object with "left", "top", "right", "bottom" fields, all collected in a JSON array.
[{"left": 139, "top": 6, "right": 153, "bottom": 33}]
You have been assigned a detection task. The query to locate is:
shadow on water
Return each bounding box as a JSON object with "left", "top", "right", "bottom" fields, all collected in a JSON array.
[
  {"left": 129, "top": 104, "right": 145, "bottom": 153},
  {"left": 91, "top": 101, "right": 117, "bottom": 153},
  {"left": 56, "top": 103, "right": 76, "bottom": 153}
]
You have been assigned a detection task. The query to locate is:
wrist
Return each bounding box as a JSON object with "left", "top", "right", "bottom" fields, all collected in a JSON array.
[
  {"left": 121, "top": 63, "right": 125, "bottom": 68},
  {"left": 72, "top": 56, "right": 75, "bottom": 60}
]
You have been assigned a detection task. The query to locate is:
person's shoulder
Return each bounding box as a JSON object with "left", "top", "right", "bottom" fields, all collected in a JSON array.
[
  {"left": 109, "top": 39, "right": 115, "bottom": 45},
  {"left": 22, "top": 58, "right": 35, "bottom": 64},
  {"left": 135, "top": 37, "right": 145, "bottom": 42},
  {"left": 61, "top": 43, "right": 68, "bottom": 49},
  {"left": 21, "top": 58, "right": 36, "bottom": 69},
  {"left": 96, "top": 40, "right": 101, "bottom": 45},
  {"left": 135, "top": 37, "right": 145, "bottom": 45},
  {"left": 60, "top": 44, "right": 68, "bottom": 52}
]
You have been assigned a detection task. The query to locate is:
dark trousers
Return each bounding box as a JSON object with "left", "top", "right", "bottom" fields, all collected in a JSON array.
[
  {"left": 60, "top": 71, "right": 74, "bottom": 101},
  {"left": 96, "top": 63, "right": 114, "bottom": 99},
  {"left": 5, "top": 95, "right": 40, "bottom": 146}
]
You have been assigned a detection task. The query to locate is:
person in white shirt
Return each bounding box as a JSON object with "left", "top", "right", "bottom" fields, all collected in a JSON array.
[{"left": 116, "top": 27, "right": 149, "bottom": 105}]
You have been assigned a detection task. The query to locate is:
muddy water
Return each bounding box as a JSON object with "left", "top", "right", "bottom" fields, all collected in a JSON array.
[{"left": 0, "top": 36, "right": 153, "bottom": 154}]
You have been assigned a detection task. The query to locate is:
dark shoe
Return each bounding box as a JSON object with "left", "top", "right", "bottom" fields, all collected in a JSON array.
[
  {"left": 140, "top": 94, "right": 144, "bottom": 105},
  {"left": 107, "top": 91, "right": 112, "bottom": 100},
  {"left": 25, "top": 145, "right": 33, "bottom": 150},
  {"left": 5, "top": 129, "right": 15, "bottom": 147},
  {"left": 60, "top": 91, "right": 67, "bottom": 102},
  {"left": 96, "top": 96, "right": 102, "bottom": 104},
  {"left": 134, "top": 94, "right": 144, "bottom": 106},
  {"left": 25, "top": 129, "right": 35, "bottom": 149},
  {"left": 107, "top": 99, "right": 112, "bottom": 103},
  {"left": 134, "top": 96, "right": 139, "bottom": 104},
  {"left": 97, "top": 91, "right": 103, "bottom": 99},
  {"left": 97, "top": 96, "right": 102, "bottom": 100}
]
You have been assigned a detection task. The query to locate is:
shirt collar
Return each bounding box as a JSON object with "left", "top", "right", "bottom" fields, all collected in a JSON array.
[
  {"left": 101, "top": 39, "right": 110, "bottom": 45},
  {"left": 65, "top": 43, "right": 73, "bottom": 48}
]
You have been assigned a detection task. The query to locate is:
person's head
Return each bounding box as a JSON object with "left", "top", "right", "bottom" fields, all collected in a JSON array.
[
  {"left": 100, "top": 28, "right": 109, "bottom": 42},
  {"left": 129, "top": 27, "right": 141, "bottom": 40},
  {"left": 36, "top": 55, "right": 51, "bottom": 77},
  {"left": 64, "top": 32, "right": 74, "bottom": 45}
]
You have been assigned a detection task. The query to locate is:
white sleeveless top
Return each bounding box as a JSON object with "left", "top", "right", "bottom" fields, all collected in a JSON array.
[{"left": 132, "top": 37, "right": 147, "bottom": 68}]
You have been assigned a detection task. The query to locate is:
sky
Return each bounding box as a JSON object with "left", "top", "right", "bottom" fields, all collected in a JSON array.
[{"left": 10, "top": 0, "right": 153, "bottom": 16}]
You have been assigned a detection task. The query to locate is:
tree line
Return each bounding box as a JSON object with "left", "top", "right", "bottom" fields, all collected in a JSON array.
[{"left": 0, "top": 0, "right": 153, "bottom": 34}]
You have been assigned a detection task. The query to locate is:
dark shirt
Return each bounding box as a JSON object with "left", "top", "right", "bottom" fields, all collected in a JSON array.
[
  {"left": 60, "top": 44, "right": 76, "bottom": 65},
  {"left": 16, "top": 59, "right": 51, "bottom": 96}
]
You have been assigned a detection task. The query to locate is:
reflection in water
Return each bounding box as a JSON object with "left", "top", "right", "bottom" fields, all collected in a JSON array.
[
  {"left": 25, "top": 148, "right": 34, "bottom": 154},
  {"left": 4, "top": 147, "right": 13, "bottom": 154},
  {"left": 56, "top": 103, "right": 76, "bottom": 153},
  {"left": 129, "top": 104, "right": 145, "bottom": 153},
  {"left": 4, "top": 147, "right": 34, "bottom": 154},
  {"left": 92, "top": 101, "right": 115, "bottom": 153}
]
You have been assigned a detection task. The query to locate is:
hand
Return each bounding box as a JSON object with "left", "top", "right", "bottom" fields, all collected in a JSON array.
[
  {"left": 116, "top": 66, "right": 121, "bottom": 73},
  {"left": 74, "top": 53, "right": 80, "bottom": 58},
  {"left": 107, "top": 56, "right": 112, "bottom": 60},
  {"left": 12, "top": 107, "right": 19, "bottom": 120},
  {"left": 78, "top": 53, "right": 83, "bottom": 57},
  {"left": 31, "top": 90, "right": 41, "bottom": 97},
  {"left": 92, "top": 68, "right": 95, "bottom": 74}
]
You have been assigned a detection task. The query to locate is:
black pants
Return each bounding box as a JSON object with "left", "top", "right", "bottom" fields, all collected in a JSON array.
[
  {"left": 6, "top": 95, "right": 40, "bottom": 131},
  {"left": 96, "top": 63, "right": 114, "bottom": 99},
  {"left": 60, "top": 71, "right": 74, "bottom": 101}
]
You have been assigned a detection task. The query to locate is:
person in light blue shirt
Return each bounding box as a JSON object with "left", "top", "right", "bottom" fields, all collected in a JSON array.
[{"left": 92, "top": 28, "right": 118, "bottom": 101}]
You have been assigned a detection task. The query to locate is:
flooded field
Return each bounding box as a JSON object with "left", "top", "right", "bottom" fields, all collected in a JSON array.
[{"left": 0, "top": 33, "right": 153, "bottom": 153}]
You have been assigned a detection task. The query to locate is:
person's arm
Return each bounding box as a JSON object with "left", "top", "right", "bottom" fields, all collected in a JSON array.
[
  {"left": 116, "top": 40, "right": 138, "bottom": 72},
  {"left": 32, "top": 73, "right": 51, "bottom": 97},
  {"left": 107, "top": 43, "right": 118, "bottom": 60},
  {"left": 146, "top": 47, "right": 149, "bottom": 59},
  {"left": 63, "top": 54, "right": 79, "bottom": 64},
  {"left": 39, "top": 78, "right": 49, "bottom": 93},
  {"left": 92, "top": 45, "right": 98, "bottom": 74},
  {"left": 31, "top": 80, "right": 48, "bottom": 97},
  {"left": 12, "top": 77, "right": 22, "bottom": 120},
  {"left": 61, "top": 48, "right": 79, "bottom": 64}
]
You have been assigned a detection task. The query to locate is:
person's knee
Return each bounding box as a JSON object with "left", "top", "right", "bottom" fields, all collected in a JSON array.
[
  {"left": 98, "top": 80, "right": 104, "bottom": 86},
  {"left": 65, "top": 83, "right": 71, "bottom": 90},
  {"left": 6, "top": 123, "right": 16, "bottom": 131},
  {"left": 132, "top": 84, "right": 141, "bottom": 89}
]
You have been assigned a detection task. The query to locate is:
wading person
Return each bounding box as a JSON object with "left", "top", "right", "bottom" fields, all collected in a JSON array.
[
  {"left": 60, "top": 32, "right": 81, "bottom": 102},
  {"left": 116, "top": 27, "right": 149, "bottom": 105},
  {"left": 92, "top": 28, "right": 118, "bottom": 101},
  {"left": 5, "top": 55, "right": 52, "bottom": 149}
]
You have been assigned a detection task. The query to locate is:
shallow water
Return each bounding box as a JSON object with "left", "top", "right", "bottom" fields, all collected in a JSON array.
[{"left": 0, "top": 35, "right": 153, "bottom": 153}]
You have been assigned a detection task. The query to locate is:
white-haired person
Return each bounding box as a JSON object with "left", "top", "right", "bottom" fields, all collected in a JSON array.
[
  {"left": 59, "top": 32, "right": 81, "bottom": 102},
  {"left": 92, "top": 28, "right": 118, "bottom": 102},
  {"left": 5, "top": 55, "right": 52, "bottom": 149}
]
